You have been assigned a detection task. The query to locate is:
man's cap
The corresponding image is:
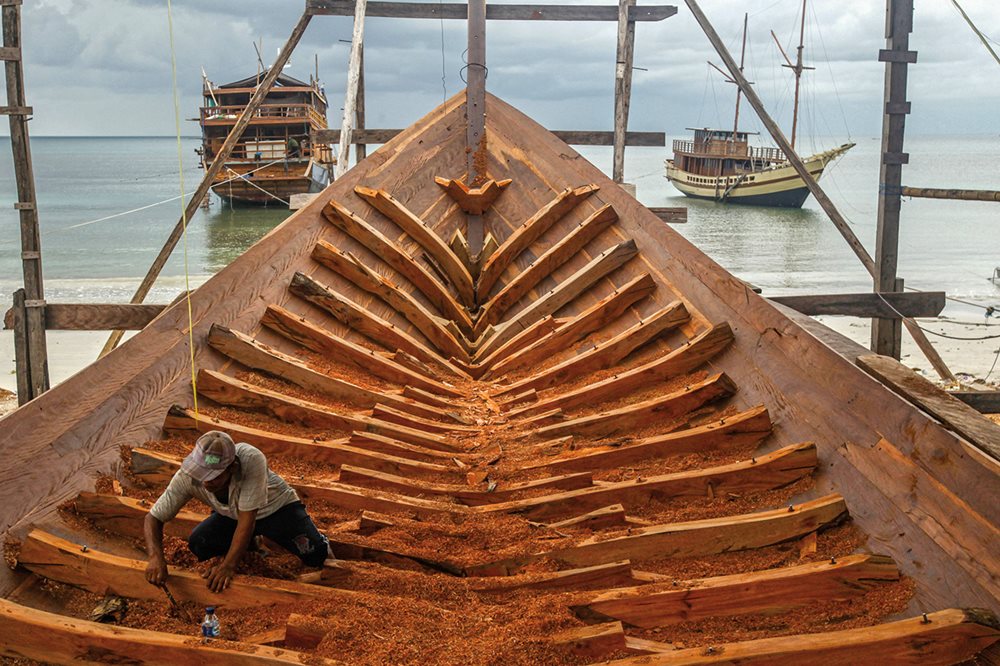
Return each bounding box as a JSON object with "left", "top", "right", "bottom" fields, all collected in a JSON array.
[{"left": 181, "top": 431, "right": 236, "bottom": 483}]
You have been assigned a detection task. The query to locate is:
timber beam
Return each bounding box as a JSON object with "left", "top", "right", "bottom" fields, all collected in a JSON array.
[
  {"left": 2, "top": 303, "right": 165, "bottom": 331},
  {"left": 768, "top": 291, "right": 945, "bottom": 318},
  {"left": 313, "top": 128, "right": 667, "bottom": 146}
]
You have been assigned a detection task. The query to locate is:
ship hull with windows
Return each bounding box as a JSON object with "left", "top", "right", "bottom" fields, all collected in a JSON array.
[
  {"left": 198, "top": 70, "right": 335, "bottom": 205},
  {"left": 665, "top": 129, "right": 853, "bottom": 208}
]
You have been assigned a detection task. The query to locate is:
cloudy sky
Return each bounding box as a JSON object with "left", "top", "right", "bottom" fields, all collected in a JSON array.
[{"left": 16, "top": 0, "right": 1000, "bottom": 138}]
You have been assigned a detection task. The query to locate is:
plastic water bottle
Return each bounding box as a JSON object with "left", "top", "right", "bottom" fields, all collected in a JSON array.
[{"left": 201, "top": 606, "right": 220, "bottom": 640}]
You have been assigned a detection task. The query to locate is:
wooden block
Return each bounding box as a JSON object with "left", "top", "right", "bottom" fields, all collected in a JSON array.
[
  {"left": 284, "top": 613, "right": 330, "bottom": 650},
  {"left": 472, "top": 560, "right": 635, "bottom": 593},
  {"left": 297, "top": 560, "right": 352, "bottom": 587},
  {"left": 552, "top": 621, "right": 626, "bottom": 658},
  {"left": 358, "top": 511, "right": 395, "bottom": 535}
]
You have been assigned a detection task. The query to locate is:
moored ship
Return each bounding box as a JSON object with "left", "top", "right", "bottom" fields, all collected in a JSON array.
[{"left": 198, "top": 69, "right": 335, "bottom": 205}]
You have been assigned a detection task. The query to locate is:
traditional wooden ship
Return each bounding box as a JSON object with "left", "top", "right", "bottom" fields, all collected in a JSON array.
[
  {"left": 0, "top": 91, "right": 997, "bottom": 665},
  {"left": 665, "top": 129, "right": 853, "bottom": 207},
  {"left": 199, "top": 70, "right": 335, "bottom": 204}
]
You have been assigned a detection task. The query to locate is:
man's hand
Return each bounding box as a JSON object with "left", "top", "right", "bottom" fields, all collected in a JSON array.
[
  {"left": 145, "top": 556, "right": 168, "bottom": 586},
  {"left": 203, "top": 563, "right": 236, "bottom": 593}
]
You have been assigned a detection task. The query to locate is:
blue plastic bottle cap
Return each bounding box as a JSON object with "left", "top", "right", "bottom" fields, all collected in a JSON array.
[{"left": 206, "top": 606, "right": 215, "bottom": 614}]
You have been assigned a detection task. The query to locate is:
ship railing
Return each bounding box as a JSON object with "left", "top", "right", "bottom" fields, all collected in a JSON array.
[
  {"left": 203, "top": 138, "right": 329, "bottom": 162},
  {"left": 672, "top": 139, "right": 786, "bottom": 162},
  {"left": 200, "top": 103, "right": 317, "bottom": 122}
]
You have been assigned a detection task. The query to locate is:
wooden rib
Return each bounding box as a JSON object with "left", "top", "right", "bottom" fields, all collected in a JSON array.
[
  {"left": 284, "top": 614, "right": 328, "bottom": 650},
  {"left": 548, "top": 505, "right": 628, "bottom": 531},
  {"left": 371, "top": 403, "right": 476, "bottom": 433},
  {"left": 129, "top": 449, "right": 465, "bottom": 519},
  {"left": 482, "top": 442, "right": 816, "bottom": 521},
  {"left": 522, "top": 405, "right": 772, "bottom": 475},
  {"left": 472, "top": 560, "right": 635, "bottom": 593},
  {"left": 476, "top": 239, "right": 639, "bottom": 359},
  {"left": 462, "top": 316, "right": 561, "bottom": 378},
  {"left": 322, "top": 199, "right": 473, "bottom": 333},
  {"left": 354, "top": 186, "right": 475, "bottom": 305},
  {"left": 600, "top": 609, "right": 1000, "bottom": 665},
  {"left": 0, "top": 598, "right": 332, "bottom": 666},
  {"left": 347, "top": 431, "right": 471, "bottom": 458},
  {"left": 18, "top": 529, "right": 318, "bottom": 608},
  {"left": 337, "top": 465, "right": 593, "bottom": 505},
  {"left": 311, "top": 241, "right": 469, "bottom": 359},
  {"left": 495, "top": 300, "right": 689, "bottom": 396},
  {"left": 434, "top": 176, "right": 512, "bottom": 215},
  {"left": 572, "top": 554, "right": 900, "bottom": 628},
  {"left": 73, "top": 491, "right": 205, "bottom": 540},
  {"left": 552, "top": 621, "right": 626, "bottom": 658},
  {"left": 509, "top": 322, "right": 734, "bottom": 418},
  {"left": 289, "top": 271, "right": 464, "bottom": 375},
  {"left": 195, "top": 369, "right": 453, "bottom": 451},
  {"left": 466, "top": 494, "right": 848, "bottom": 576},
  {"left": 475, "top": 203, "right": 619, "bottom": 333},
  {"left": 163, "top": 406, "right": 457, "bottom": 478},
  {"left": 260, "top": 304, "right": 462, "bottom": 396},
  {"left": 477, "top": 184, "right": 600, "bottom": 300},
  {"left": 485, "top": 272, "right": 656, "bottom": 375},
  {"left": 536, "top": 372, "right": 737, "bottom": 439},
  {"left": 207, "top": 324, "right": 458, "bottom": 423},
  {"left": 624, "top": 636, "right": 676, "bottom": 655}
]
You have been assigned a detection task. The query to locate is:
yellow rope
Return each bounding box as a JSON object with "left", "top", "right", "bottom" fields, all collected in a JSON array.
[
  {"left": 951, "top": 0, "right": 1000, "bottom": 68},
  {"left": 165, "top": 0, "right": 199, "bottom": 417}
]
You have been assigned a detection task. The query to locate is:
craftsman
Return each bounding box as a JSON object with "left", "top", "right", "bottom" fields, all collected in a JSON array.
[{"left": 143, "top": 431, "right": 331, "bottom": 592}]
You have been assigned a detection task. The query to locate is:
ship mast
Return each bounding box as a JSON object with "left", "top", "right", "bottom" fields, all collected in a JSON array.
[
  {"left": 732, "top": 13, "right": 748, "bottom": 141},
  {"left": 771, "top": 0, "right": 814, "bottom": 150}
]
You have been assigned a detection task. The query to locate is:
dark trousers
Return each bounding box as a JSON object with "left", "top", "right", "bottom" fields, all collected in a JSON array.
[{"left": 188, "top": 501, "right": 329, "bottom": 567}]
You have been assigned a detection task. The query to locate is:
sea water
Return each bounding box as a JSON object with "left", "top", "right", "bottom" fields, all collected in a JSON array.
[{"left": 0, "top": 134, "right": 997, "bottom": 392}]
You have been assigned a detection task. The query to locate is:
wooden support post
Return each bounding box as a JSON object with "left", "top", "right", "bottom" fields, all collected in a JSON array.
[
  {"left": 4, "top": 3, "right": 48, "bottom": 399},
  {"left": 684, "top": 0, "right": 954, "bottom": 382},
  {"left": 11, "top": 288, "right": 30, "bottom": 405},
  {"left": 100, "top": 11, "right": 313, "bottom": 357},
  {"left": 356, "top": 44, "right": 367, "bottom": 162},
  {"left": 612, "top": 0, "right": 635, "bottom": 183},
  {"left": 336, "top": 0, "right": 367, "bottom": 178},
  {"left": 466, "top": 0, "right": 487, "bottom": 257},
  {"left": 872, "top": 0, "right": 913, "bottom": 359}
]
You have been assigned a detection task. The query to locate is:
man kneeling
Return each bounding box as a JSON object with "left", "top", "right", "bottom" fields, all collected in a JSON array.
[{"left": 144, "top": 431, "right": 330, "bottom": 592}]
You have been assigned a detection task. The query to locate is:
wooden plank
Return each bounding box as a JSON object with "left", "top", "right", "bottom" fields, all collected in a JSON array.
[
  {"left": 347, "top": 431, "right": 469, "bottom": 459},
  {"left": 355, "top": 186, "right": 475, "bottom": 305},
  {"left": 510, "top": 322, "right": 733, "bottom": 417},
  {"left": 571, "top": 553, "right": 899, "bottom": 627},
  {"left": 130, "top": 449, "right": 465, "bottom": 519},
  {"left": 484, "top": 442, "right": 815, "bottom": 521},
  {"left": 0, "top": 598, "right": 334, "bottom": 665},
  {"left": 495, "top": 300, "right": 689, "bottom": 395},
  {"left": 600, "top": 609, "right": 1000, "bottom": 665},
  {"left": 289, "top": 271, "right": 465, "bottom": 375},
  {"left": 315, "top": 127, "right": 667, "bottom": 146},
  {"left": 857, "top": 354, "right": 1000, "bottom": 460},
  {"left": 768, "top": 292, "right": 945, "bottom": 318},
  {"left": 472, "top": 560, "right": 635, "bottom": 593},
  {"left": 534, "top": 372, "right": 736, "bottom": 439},
  {"left": 260, "top": 304, "right": 461, "bottom": 396},
  {"left": 308, "top": 0, "right": 677, "bottom": 21},
  {"left": 950, "top": 390, "right": 1000, "bottom": 414},
  {"left": 337, "top": 464, "right": 593, "bottom": 505},
  {"left": 553, "top": 621, "right": 627, "bottom": 658},
  {"left": 475, "top": 203, "right": 619, "bottom": 331},
  {"left": 2, "top": 303, "right": 165, "bottom": 331},
  {"left": 207, "top": 324, "right": 457, "bottom": 423},
  {"left": 524, "top": 405, "right": 771, "bottom": 474},
  {"left": 476, "top": 239, "right": 639, "bottom": 359},
  {"left": 549, "top": 504, "right": 628, "bottom": 530},
  {"left": 17, "top": 529, "right": 318, "bottom": 608},
  {"left": 163, "top": 406, "right": 457, "bottom": 478},
  {"left": 477, "top": 184, "right": 600, "bottom": 300},
  {"left": 648, "top": 207, "right": 687, "bottom": 223},
  {"left": 311, "top": 241, "right": 469, "bottom": 359},
  {"left": 196, "top": 369, "right": 452, "bottom": 450},
  {"left": 467, "top": 494, "right": 848, "bottom": 575},
  {"left": 371, "top": 403, "right": 475, "bottom": 433},
  {"left": 485, "top": 273, "right": 656, "bottom": 378},
  {"left": 322, "top": 200, "right": 473, "bottom": 333}
]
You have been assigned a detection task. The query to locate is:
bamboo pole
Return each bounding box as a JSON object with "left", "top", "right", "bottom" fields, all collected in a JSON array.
[
  {"left": 100, "top": 12, "right": 314, "bottom": 357},
  {"left": 683, "top": 0, "right": 955, "bottom": 382},
  {"left": 336, "top": 0, "right": 367, "bottom": 178},
  {"left": 900, "top": 187, "right": 1000, "bottom": 202}
]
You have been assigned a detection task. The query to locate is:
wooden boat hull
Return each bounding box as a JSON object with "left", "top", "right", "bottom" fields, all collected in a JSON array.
[
  {"left": 209, "top": 159, "right": 330, "bottom": 205},
  {"left": 665, "top": 143, "right": 854, "bottom": 208},
  {"left": 0, "top": 92, "right": 996, "bottom": 663}
]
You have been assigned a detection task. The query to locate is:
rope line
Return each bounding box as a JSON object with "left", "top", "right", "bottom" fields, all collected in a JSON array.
[
  {"left": 224, "top": 165, "right": 290, "bottom": 206},
  {"left": 165, "top": 0, "right": 198, "bottom": 417},
  {"left": 950, "top": 0, "right": 1000, "bottom": 67},
  {"left": 873, "top": 292, "right": 1000, "bottom": 342}
]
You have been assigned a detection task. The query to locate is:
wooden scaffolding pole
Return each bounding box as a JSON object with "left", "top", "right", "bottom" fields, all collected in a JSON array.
[
  {"left": 100, "top": 11, "right": 314, "bottom": 357},
  {"left": 3, "top": 1, "right": 49, "bottom": 403},
  {"left": 683, "top": 0, "right": 955, "bottom": 382},
  {"left": 871, "top": 0, "right": 914, "bottom": 359},
  {"left": 356, "top": 44, "right": 367, "bottom": 162},
  {"left": 612, "top": 0, "right": 636, "bottom": 183},
  {"left": 336, "top": 0, "right": 367, "bottom": 178},
  {"left": 465, "top": 0, "right": 487, "bottom": 257}
]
